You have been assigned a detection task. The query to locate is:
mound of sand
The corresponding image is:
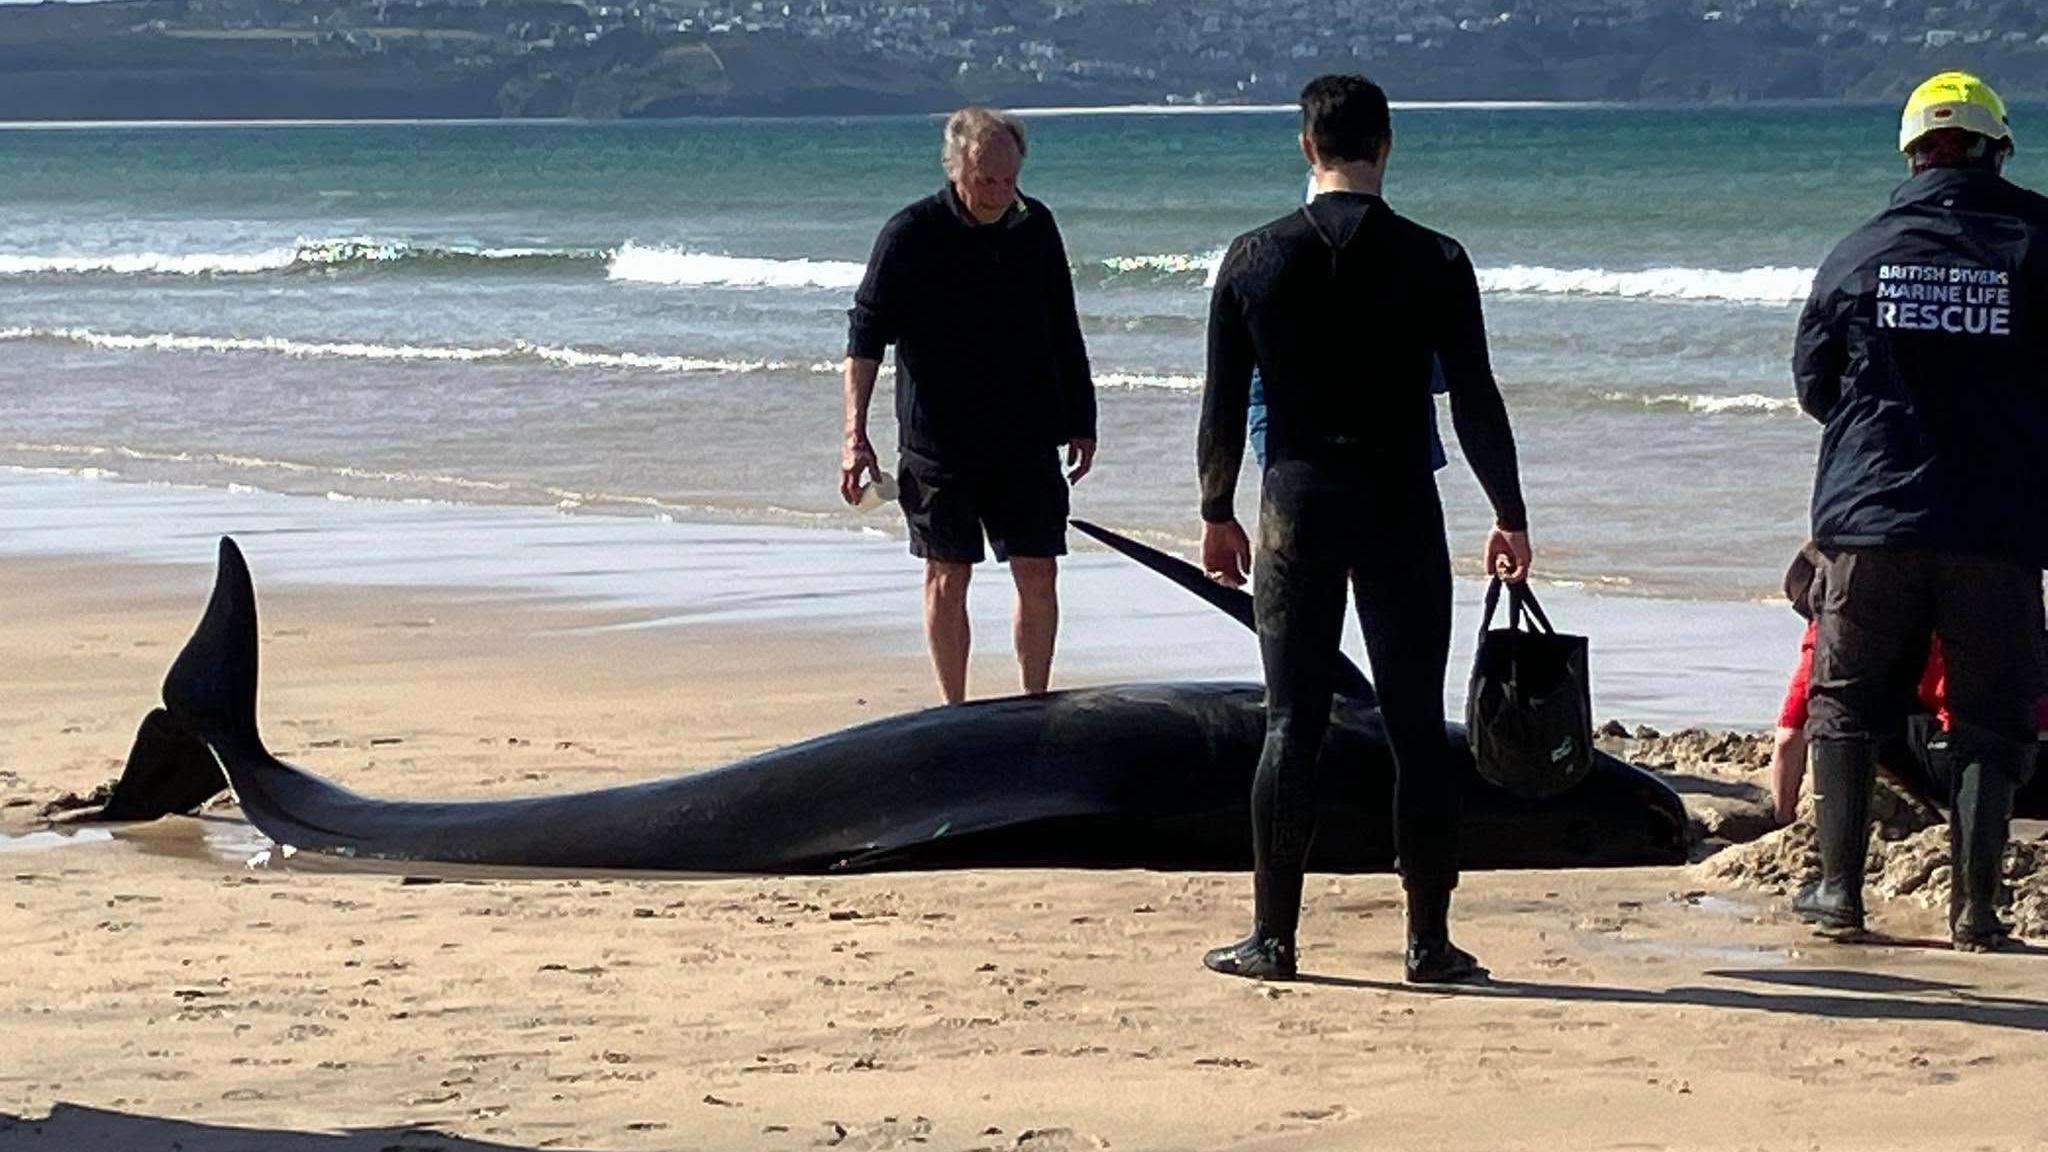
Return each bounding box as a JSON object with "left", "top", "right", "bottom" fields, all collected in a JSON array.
[
  {"left": 1642, "top": 735, "right": 2048, "bottom": 942},
  {"left": 1596, "top": 721, "right": 2047, "bottom": 942},
  {"left": 1699, "top": 804, "right": 2048, "bottom": 942}
]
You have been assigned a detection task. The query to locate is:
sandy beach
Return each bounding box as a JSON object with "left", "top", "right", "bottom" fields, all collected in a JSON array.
[{"left": 4, "top": 528, "right": 2046, "bottom": 1152}]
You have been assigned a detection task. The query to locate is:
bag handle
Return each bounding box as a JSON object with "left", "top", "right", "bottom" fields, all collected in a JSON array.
[
  {"left": 1478, "top": 576, "right": 1556, "bottom": 638},
  {"left": 1508, "top": 580, "right": 1557, "bottom": 635},
  {"left": 1478, "top": 575, "right": 1504, "bottom": 639}
]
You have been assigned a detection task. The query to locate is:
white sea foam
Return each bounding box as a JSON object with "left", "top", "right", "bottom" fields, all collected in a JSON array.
[
  {"left": 1100, "top": 251, "right": 1225, "bottom": 278},
  {"left": 606, "top": 243, "right": 867, "bottom": 289},
  {"left": 0, "top": 234, "right": 1816, "bottom": 307},
  {"left": 1095, "top": 371, "right": 1203, "bottom": 391},
  {"left": 0, "top": 325, "right": 784, "bottom": 373},
  {"left": 1478, "top": 264, "right": 1814, "bottom": 305},
  {"left": 0, "top": 249, "right": 300, "bottom": 276},
  {"left": 1610, "top": 391, "right": 1802, "bottom": 415},
  {"left": 1098, "top": 252, "right": 1807, "bottom": 303},
  {"left": 0, "top": 237, "right": 596, "bottom": 278}
]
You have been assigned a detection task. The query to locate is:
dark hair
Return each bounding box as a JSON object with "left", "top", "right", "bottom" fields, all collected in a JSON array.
[
  {"left": 1908, "top": 126, "right": 2009, "bottom": 174},
  {"left": 1299, "top": 74, "right": 1391, "bottom": 164}
]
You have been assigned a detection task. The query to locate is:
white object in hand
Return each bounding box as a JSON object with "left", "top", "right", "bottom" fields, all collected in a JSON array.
[{"left": 856, "top": 473, "right": 899, "bottom": 511}]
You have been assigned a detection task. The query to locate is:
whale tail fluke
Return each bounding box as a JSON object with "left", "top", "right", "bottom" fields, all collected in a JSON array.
[
  {"left": 93, "top": 708, "right": 228, "bottom": 821},
  {"left": 161, "top": 537, "right": 262, "bottom": 747},
  {"left": 95, "top": 537, "right": 261, "bottom": 821}
]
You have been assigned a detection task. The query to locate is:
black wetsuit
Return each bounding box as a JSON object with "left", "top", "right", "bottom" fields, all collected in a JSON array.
[{"left": 1199, "top": 191, "right": 1526, "bottom": 936}]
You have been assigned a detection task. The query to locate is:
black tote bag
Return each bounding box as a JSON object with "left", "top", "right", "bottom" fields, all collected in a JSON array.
[{"left": 1464, "top": 577, "right": 1594, "bottom": 799}]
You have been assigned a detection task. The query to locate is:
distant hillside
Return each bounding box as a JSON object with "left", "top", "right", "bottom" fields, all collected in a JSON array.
[{"left": 7, "top": 0, "right": 2048, "bottom": 120}]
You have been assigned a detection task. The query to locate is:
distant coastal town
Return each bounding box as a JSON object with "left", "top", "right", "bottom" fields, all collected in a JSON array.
[{"left": 6, "top": 0, "right": 2048, "bottom": 119}]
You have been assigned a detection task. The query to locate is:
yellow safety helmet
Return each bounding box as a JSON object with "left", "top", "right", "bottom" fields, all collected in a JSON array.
[{"left": 1899, "top": 71, "right": 2013, "bottom": 154}]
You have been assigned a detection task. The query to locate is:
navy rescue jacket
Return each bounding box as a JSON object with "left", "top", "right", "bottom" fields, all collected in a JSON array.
[{"left": 1795, "top": 167, "right": 2048, "bottom": 566}]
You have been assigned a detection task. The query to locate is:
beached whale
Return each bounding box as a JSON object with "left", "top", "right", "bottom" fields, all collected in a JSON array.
[{"left": 95, "top": 531, "right": 1692, "bottom": 872}]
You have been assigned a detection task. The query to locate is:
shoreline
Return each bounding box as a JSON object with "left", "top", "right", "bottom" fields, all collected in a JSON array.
[
  {"left": 0, "top": 98, "right": 1887, "bottom": 130},
  {"left": 0, "top": 468, "right": 1804, "bottom": 729}
]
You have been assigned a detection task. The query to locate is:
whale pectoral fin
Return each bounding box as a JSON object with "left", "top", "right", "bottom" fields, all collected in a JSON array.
[{"left": 1071, "top": 519, "right": 1377, "bottom": 704}]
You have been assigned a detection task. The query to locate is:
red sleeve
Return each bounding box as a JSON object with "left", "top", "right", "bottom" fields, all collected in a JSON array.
[{"left": 1778, "top": 618, "right": 1818, "bottom": 730}]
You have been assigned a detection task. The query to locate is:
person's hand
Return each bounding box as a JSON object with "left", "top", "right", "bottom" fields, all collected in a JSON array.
[
  {"left": 840, "top": 432, "right": 880, "bottom": 506},
  {"left": 1065, "top": 437, "right": 1097, "bottom": 484},
  {"left": 1202, "top": 519, "right": 1252, "bottom": 588},
  {"left": 1485, "top": 525, "right": 1531, "bottom": 583}
]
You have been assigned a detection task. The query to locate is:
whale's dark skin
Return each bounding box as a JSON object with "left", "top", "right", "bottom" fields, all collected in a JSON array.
[{"left": 99, "top": 533, "right": 1693, "bottom": 873}]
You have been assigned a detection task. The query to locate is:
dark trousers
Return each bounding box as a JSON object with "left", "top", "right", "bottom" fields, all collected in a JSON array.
[
  {"left": 1249, "top": 461, "right": 1457, "bottom": 937},
  {"left": 1808, "top": 547, "right": 2044, "bottom": 749}
]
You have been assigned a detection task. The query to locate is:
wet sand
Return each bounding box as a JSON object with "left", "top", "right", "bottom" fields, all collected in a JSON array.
[{"left": 4, "top": 549, "right": 2047, "bottom": 1152}]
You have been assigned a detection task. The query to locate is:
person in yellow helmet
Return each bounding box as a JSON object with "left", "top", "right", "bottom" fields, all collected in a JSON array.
[
  {"left": 1898, "top": 70, "right": 2014, "bottom": 163},
  {"left": 1790, "top": 71, "right": 2046, "bottom": 951}
]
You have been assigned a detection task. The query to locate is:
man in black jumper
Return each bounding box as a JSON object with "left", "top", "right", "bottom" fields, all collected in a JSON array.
[
  {"left": 1196, "top": 75, "right": 1532, "bottom": 984},
  {"left": 1792, "top": 71, "right": 2047, "bottom": 950},
  {"left": 841, "top": 107, "right": 1097, "bottom": 704}
]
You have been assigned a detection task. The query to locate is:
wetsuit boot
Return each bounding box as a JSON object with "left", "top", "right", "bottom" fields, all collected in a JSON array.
[
  {"left": 1947, "top": 727, "right": 2030, "bottom": 952},
  {"left": 1792, "top": 739, "right": 1875, "bottom": 937},
  {"left": 1404, "top": 884, "right": 1487, "bottom": 984},
  {"left": 1201, "top": 930, "right": 1298, "bottom": 980},
  {"left": 1203, "top": 869, "right": 1299, "bottom": 980}
]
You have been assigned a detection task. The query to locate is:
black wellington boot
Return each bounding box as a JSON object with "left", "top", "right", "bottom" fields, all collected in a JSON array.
[
  {"left": 1202, "top": 928, "right": 1298, "bottom": 981},
  {"left": 1404, "top": 884, "right": 1487, "bottom": 985},
  {"left": 1948, "top": 728, "right": 2029, "bottom": 953},
  {"left": 1792, "top": 739, "right": 1876, "bottom": 938}
]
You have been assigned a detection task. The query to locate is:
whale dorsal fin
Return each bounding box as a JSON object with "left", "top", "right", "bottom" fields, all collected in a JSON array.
[{"left": 1070, "top": 519, "right": 1378, "bottom": 704}]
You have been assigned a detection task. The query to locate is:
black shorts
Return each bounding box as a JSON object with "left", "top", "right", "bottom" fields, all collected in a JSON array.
[{"left": 898, "top": 449, "right": 1069, "bottom": 564}]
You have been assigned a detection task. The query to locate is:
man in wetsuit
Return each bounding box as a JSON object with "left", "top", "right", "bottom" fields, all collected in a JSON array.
[
  {"left": 1196, "top": 74, "right": 1532, "bottom": 984},
  {"left": 840, "top": 106, "right": 1098, "bottom": 704},
  {"left": 1793, "top": 71, "right": 2048, "bottom": 950}
]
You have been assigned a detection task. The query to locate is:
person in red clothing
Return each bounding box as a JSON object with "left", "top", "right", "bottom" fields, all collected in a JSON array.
[{"left": 1774, "top": 620, "right": 1940, "bottom": 825}]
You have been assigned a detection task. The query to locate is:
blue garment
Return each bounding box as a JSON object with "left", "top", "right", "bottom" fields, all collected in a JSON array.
[{"left": 1247, "top": 360, "right": 1449, "bottom": 470}]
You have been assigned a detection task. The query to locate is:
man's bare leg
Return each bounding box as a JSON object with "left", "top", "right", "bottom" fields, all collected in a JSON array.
[
  {"left": 1010, "top": 556, "right": 1059, "bottom": 696},
  {"left": 924, "top": 560, "right": 973, "bottom": 704}
]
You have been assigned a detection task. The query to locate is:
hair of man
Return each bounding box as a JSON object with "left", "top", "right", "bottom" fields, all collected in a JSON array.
[
  {"left": 941, "top": 106, "right": 1029, "bottom": 177},
  {"left": 1299, "top": 74, "right": 1391, "bottom": 164}
]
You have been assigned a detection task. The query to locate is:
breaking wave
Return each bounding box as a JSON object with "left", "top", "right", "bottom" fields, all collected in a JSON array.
[
  {"left": 0, "top": 235, "right": 1814, "bottom": 306},
  {"left": 604, "top": 243, "right": 868, "bottom": 289},
  {"left": 1093, "top": 253, "right": 1812, "bottom": 303},
  {"left": 1478, "top": 264, "right": 1813, "bottom": 305},
  {"left": 1604, "top": 391, "right": 1802, "bottom": 415},
  {"left": 0, "top": 325, "right": 788, "bottom": 373},
  {"left": 0, "top": 238, "right": 597, "bottom": 278}
]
